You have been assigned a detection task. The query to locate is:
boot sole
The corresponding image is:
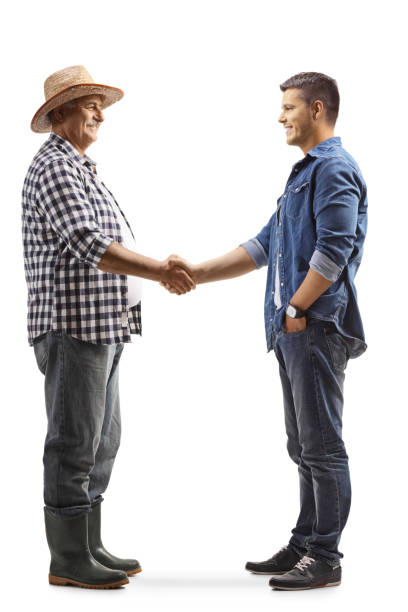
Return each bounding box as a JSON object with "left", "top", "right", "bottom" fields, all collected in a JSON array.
[
  {"left": 271, "top": 580, "right": 341, "bottom": 591},
  {"left": 49, "top": 574, "right": 129, "bottom": 589},
  {"left": 127, "top": 567, "right": 142, "bottom": 576}
]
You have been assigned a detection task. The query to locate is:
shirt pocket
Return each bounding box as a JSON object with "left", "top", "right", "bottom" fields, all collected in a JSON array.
[{"left": 285, "top": 181, "right": 310, "bottom": 221}]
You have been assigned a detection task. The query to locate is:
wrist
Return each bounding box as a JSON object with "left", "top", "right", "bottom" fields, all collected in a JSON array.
[
  {"left": 286, "top": 302, "right": 306, "bottom": 319},
  {"left": 194, "top": 262, "right": 206, "bottom": 284},
  {"left": 156, "top": 259, "right": 168, "bottom": 283}
]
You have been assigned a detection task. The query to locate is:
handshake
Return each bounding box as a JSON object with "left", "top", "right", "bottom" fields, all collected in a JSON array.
[
  {"left": 99, "top": 244, "right": 256, "bottom": 295},
  {"left": 155, "top": 246, "right": 256, "bottom": 295},
  {"left": 160, "top": 254, "right": 198, "bottom": 295}
]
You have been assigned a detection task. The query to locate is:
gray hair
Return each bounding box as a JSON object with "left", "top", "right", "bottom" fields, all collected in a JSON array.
[{"left": 48, "top": 99, "right": 78, "bottom": 124}]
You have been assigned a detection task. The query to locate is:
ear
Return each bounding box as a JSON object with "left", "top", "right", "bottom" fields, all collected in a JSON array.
[
  {"left": 52, "top": 105, "right": 66, "bottom": 124},
  {"left": 311, "top": 100, "right": 324, "bottom": 121}
]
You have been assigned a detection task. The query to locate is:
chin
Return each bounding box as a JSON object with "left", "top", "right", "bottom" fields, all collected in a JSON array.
[{"left": 86, "top": 130, "right": 98, "bottom": 142}]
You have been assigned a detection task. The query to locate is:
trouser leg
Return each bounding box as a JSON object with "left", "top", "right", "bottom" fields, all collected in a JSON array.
[
  {"left": 275, "top": 322, "right": 351, "bottom": 562},
  {"left": 88, "top": 342, "right": 124, "bottom": 505},
  {"left": 34, "top": 332, "right": 120, "bottom": 518},
  {"left": 278, "top": 363, "right": 316, "bottom": 552}
]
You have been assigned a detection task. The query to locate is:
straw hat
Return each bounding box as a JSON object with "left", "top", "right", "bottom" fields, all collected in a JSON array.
[{"left": 31, "top": 65, "right": 124, "bottom": 133}]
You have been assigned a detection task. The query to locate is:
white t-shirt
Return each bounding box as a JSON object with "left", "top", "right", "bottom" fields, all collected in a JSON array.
[
  {"left": 95, "top": 175, "right": 142, "bottom": 307},
  {"left": 110, "top": 198, "right": 143, "bottom": 308}
]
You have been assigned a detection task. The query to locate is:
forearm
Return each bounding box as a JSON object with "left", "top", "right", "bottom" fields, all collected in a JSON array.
[
  {"left": 289, "top": 268, "right": 333, "bottom": 311},
  {"left": 98, "top": 242, "right": 162, "bottom": 281},
  {"left": 194, "top": 246, "right": 256, "bottom": 284}
]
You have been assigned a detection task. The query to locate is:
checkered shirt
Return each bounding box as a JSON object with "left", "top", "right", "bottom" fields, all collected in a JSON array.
[{"left": 22, "top": 133, "right": 142, "bottom": 346}]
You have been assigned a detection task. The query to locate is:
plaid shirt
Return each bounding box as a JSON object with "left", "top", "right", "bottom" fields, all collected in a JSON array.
[{"left": 22, "top": 133, "right": 142, "bottom": 346}]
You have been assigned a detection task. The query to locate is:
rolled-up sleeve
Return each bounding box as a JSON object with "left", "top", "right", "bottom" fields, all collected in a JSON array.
[
  {"left": 37, "top": 159, "right": 113, "bottom": 268},
  {"left": 310, "top": 158, "right": 360, "bottom": 282},
  {"left": 240, "top": 213, "right": 275, "bottom": 269},
  {"left": 240, "top": 238, "right": 268, "bottom": 268}
]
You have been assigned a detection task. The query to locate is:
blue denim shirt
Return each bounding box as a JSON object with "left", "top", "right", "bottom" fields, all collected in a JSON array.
[{"left": 241, "top": 137, "right": 367, "bottom": 357}]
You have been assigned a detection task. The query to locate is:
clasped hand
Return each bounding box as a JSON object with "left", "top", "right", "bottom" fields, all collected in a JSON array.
[{"left": 160, "top": 255, "right": 197, "bottom": 295}]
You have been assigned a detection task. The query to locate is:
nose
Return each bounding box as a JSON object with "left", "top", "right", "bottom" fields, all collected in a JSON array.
[
  {"left": 278, "top": 112, "right": 285, "bottom": 124},
  {"left": 94, "top": 108, "right": 104, "bottom": 123}
]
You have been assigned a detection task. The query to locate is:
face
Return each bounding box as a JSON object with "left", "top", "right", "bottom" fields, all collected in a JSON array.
[
  {"left": 54, "top": 94, "right": 105, "bottom": 153},
  {"left": 278, "top": 88, "right": 314, "bottom": 149}
]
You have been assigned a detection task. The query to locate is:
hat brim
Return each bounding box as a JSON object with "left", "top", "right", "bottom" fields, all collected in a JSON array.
[{"left": 31, "top": 83, "right": 124, "bottom": 133}]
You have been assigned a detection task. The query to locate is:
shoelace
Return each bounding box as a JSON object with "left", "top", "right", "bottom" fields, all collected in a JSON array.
[{"left": 294, "top": 555, "right": 316, "bottom": 571}]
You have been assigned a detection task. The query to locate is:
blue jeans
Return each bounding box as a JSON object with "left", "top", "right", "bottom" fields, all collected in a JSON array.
[
  {"left": 33, "top": 331, "right": 124, "bottom": 518},
  {"left": 272, "top": 318, "right": 351, "bottom": 563}
]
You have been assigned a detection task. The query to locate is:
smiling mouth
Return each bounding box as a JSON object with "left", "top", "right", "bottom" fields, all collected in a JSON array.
[{"left": 284, "top": 125, "right": 293, "bottom": 135}]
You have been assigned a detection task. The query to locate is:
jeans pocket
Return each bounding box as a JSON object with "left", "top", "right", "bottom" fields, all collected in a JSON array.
[
  {"left": 33, "top": 335, "right": 48, "bottom": 375},
  {"left": 323, "top": 328, "right": 348, "bottom": 371},
  {"left": 283, "top": 327, "right": 308, "bottom": 336}
]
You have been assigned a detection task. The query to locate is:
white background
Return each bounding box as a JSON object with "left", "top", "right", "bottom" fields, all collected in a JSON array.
[{"left": 1, "top": 1, "right": 406, "bottom": 610}]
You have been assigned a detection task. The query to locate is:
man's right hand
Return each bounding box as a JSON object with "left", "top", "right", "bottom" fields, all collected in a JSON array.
[{"left": 160, "top": 255, "right": 196, "bottom": 295}]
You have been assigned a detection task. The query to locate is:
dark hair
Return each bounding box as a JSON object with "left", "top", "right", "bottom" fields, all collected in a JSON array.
[{"left": 280, "top": 72, "right": 340, "bottom": 125}]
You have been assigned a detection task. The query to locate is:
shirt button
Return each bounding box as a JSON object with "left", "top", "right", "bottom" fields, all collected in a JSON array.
[
  {"left": 295, "top": 169, "right": 298, "bottom": 172},
  {"left": 281, "top": 282, "right": 284, "bottom": 286},
  {"left": 269, "top": 318, "right": 273, "bottom": 322},
  {"left": 272, "top": 291, "right": 275, "bottom": 295},
  {"left": 279, "top": 253, "right": 282, "bottom": 257},
  {"left": 284, "top": 194, "right": 287, "bottom": 198}
]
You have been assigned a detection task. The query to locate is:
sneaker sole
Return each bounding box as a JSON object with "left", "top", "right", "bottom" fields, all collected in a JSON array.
[
  {"left": 271, "top": 580, "right": 341, "bottom": 591},
  {"left": 246, "top": 569, "right": 287, "bottom": 575},
  {"left": 49, "top": 574, "right": 129, "bottom": 589}
]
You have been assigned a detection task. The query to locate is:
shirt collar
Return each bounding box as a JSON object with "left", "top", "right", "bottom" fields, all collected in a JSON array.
[
  {"left": 291, "top": 136, "right": 342, "bottom": 172},
  {"left": 48, "top": 132, "right": 97, "bottom": 168},
  {"left": 306, "top": 136, "right": 342, "bottom": 158}
]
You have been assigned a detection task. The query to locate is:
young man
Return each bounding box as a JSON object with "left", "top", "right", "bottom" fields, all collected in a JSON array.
[{"left": 163, "top": 72, "right": 367, "bottom": 590}]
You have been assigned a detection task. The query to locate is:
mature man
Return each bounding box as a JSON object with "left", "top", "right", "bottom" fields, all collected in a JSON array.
[
  {"left": 164, "top": 72, "right": 367, "bottom": 590},
  {"left": 22, "top": 65, "right": 195, "bottom": 589}
]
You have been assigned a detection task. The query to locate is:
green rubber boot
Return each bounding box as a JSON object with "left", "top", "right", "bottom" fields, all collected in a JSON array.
[
  {"left": 88, "top": 502, "right": 142, "bottom": 576},
  {"left": 44, "top": 509, "right": 129, "bottom": 589}
]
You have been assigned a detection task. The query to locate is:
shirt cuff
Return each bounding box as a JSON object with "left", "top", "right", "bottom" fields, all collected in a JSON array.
[
  {"left": 309, "top": 249, "right": 342, "bottom": 282},
  {"left": 71, "top": 232, "right": 113, "bottom": 268},
  {"left": 240, "top": 238, "right": 268, "bottom": 269}
]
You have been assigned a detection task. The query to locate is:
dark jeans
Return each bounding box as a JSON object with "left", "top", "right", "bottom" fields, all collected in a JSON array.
[
  {"left": 272, "top": 318, "right": 351, "bottom": 563},
  {"left": 33, "top": 331, "right": 124, "bottom": 518}
]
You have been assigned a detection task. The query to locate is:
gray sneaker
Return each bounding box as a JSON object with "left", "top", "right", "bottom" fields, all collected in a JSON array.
[{"left": 269, "top": 555, "right": 342, "bottom": 590}]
